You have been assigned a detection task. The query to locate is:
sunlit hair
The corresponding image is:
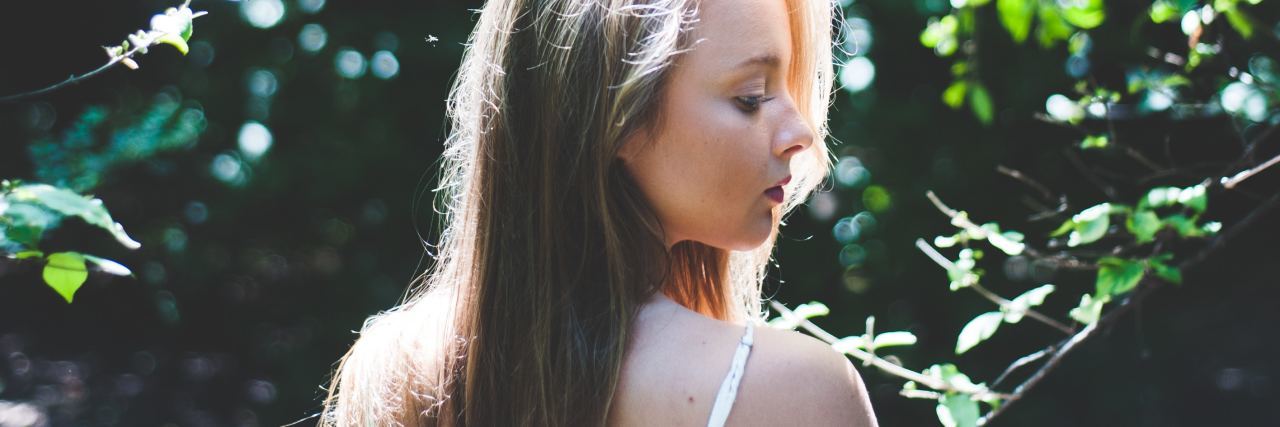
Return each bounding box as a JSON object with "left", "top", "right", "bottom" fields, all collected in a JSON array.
[{"left": 322, "top": 0, "right": 835, "bottom": 425}]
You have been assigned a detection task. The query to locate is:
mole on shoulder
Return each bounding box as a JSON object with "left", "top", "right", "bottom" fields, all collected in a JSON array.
[{"left": 687, "top": 396, "right": 695, "bottom": 404}]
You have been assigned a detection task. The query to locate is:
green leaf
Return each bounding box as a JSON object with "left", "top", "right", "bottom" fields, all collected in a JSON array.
[
  {"left": 925, "top": 364, "right": 979, "bottom": 390},
  {"left": 1049, "top": 219, "right": 1074, "bottom": 237},
  {"left": 969, "top": 83, "right": 995, "bottom": 125},
  {"left": 1223, "top": 8, "right": 1254, "bottom": 38},
  {"left": 1177, "top": 184, "right": 1208, "bottom": 213},
  {"left": 1149, "top": 257, "right": 1183, "bottom": 285},
  {"left": 1163, "top": 214, "right": 1204, "bottom": 238},
  {"left": 1068, "top": 203, "right": 1112, "bottom": 247},
  {"left": 921, "top": 15, "right": 959, "bottom": 55},
  {"left": 1141, "top": 186, "right": 1177, "bottom": 209},
  {"left": 154, "top": 33, "right": 190, "bottom": 55},
  {"left": 997, "top": 0, "right": 1036, "bottom": 43},
  {"left": 1036, "top": 6, "right": 1074, "bottom": 47},
  {"left": 0, "top": 202, "right": 58, "bottom": 248},
  {"left": 833, "top": 331, "right": 919, "bottom": 353},
  {"left": 1061, "top": 0, "right": 1106, "bottom": 28},
  {"left": 1126, "top": 210, "right": 1162, "bottom": 244},
  {"left": 874, "top": 331, "right": 919, "bottom": 348},
  {"left": 1069, "top": 293, "right": 1108, "bottom": 325},
  {"left": 832, "top": 336, "right": 866, "bottom": 353},
  {"left": 1097, "top": 257, "right": 1145, "bottom": 296},
  {"left": 793, "top": 301, "right": 830, "bottom": 319},
  {"left": 956, "top": 311, "right": 1003, "bottom": 354},
  {"left": 1003, "top": 284, "right": 1055, "bottom": 323},
  {"left": 9, "top": 184, "right": 141, "bottom": 249},
  {"left": 969, "top": 222, "right": 1025, "bottom": 256},
  {"left": 943, "top": 81, "right": 968, "bottom": 109},
  {"left": 767, "top": 301, "right": 830, "bottom": 329},
  {"left": 1080, "top": 135, "right": 1109, "bottom": 149},
  {"left": 83, "top": 254, "right": 133, "bottom": 276},
  {"left": 1150, "top": 0, "right": 1182, "bottom": 23},
  {"left": 43, "top": 252, "right": 89, "bottom": 303},
  {"left": 937, "top": 393, "right": 981, "bottom": 427},
  {"left": 15, "top": 250, "right": 43, "bottom": 259}
]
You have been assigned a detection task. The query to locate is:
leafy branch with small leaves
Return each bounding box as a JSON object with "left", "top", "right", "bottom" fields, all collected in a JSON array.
[
  {"left": 1, "top": 1, "right": 208, "bottom": 303},
  {"left": 0, "top": 0, "right": 207, "bottom": 104},
  {"left": 774, "top": 0, "right": 1279, "bottom": 426},
  {"left": 0, "top": 181, "right": 140, "bottom": 303}
]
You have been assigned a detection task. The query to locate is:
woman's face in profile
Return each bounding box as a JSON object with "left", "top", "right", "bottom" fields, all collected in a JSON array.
[{"left": 620, "top": 0, "right": 814, "bottom": 251}]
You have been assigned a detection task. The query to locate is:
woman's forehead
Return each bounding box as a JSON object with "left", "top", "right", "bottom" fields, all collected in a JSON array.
[{"left": 687, "top": 0, "right": 794, "bottom": 73}]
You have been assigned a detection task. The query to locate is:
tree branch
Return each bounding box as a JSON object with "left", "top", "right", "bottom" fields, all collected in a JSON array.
[
  {"left": 1221, "top": 151, "right": 1280, "bottom": 190},
  {"left": 913, "top": 238, "right": 1074, "bottom": 335},
  {"left": 977, "top": 190, "right": 1280, "bottom": 425},
  {"left": 768, "top": 300, "right": 1011, "bottom": 402}
]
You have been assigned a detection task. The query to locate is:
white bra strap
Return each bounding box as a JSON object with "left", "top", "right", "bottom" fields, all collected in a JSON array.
[{"left": 706, "top": 323, "right": 755, "bottom": 427}]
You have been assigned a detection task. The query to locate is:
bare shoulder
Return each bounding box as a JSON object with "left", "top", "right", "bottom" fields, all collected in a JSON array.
[{"left": 729, "top": 326, "right": 880, "bottom": 426}]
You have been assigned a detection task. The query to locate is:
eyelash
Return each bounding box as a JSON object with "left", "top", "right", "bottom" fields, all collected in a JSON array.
[{"left": 734, "top": 95, "right": 775, "bottom": 113}]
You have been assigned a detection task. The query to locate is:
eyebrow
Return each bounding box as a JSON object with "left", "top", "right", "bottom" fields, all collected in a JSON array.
[{"left": 733, "top": 53, "right": 782, "bottom": 70}]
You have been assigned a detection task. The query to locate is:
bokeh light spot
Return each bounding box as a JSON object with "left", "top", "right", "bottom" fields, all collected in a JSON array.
[
  {"left": 835, "top": 156, "right": 871, "bottom": 188},
  {"left": 246, "top": 69, "right": 279, "bottom": 98},
  {"left": 334, "top": 49, "right": 367, "bottom": 79},
  {"left": 211, "top": 153, "right": 248, "bottom": 185},
  {"left": 298, "top": 0, "right": 325, "bottom": 14},
  {"left": 839, "top": 243, "right": 868, "bottom": 267},
  {"left": 862, "top": 185, "right": 892, "bottom": 213},
  {"left": 371, "top": 50, "right": 400, "bottom": 80},
  {"left": 806, "top": 191, "right": 838, "bottom": 222},
  {"left": 184, "top": 201, "right": 209, "bottom": 225},
  {"left": 1045, "top": 94, "right": 1080, "bottom": 121},
  {"left": 833, "top": 216, "right": 861, "bottom": 244},
  {"left": 852, "top": 211, "right": 877, "bottom": 235},
  {"left": 241, "top": 0, "right": 286, "bottom": 29},
  {"left": 298, "top": 23, "right": 327, "bottom": 53},
  {"left": 238, "top": 121, "right": 274, "bottom": 160},
  {"left": 840, "top": 56, "right": 876, "bottom": 93}
]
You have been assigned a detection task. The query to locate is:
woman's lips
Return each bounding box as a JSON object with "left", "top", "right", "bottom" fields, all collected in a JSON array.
[
  {"left": 765, "top": 175, "right": 790, "bottom": 204},
  {"left": 765, "top": 186, "right": 784, "bottom": 203}
]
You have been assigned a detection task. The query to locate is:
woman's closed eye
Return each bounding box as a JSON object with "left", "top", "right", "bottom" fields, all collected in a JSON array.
[{"left": 734, "top": 95, "right": 775, "bottom": 113}]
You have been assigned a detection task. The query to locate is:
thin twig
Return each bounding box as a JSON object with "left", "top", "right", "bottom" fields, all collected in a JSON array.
[
  {"left": 972, "top": 282, "right": 1074, "bottom": 334},
  {"left": 913, "top": 238, "right": 1073, "bottom": 335},
  {"left": 1062, "top": 147, "right": 1121, "bottom": 200},
  {"left": 0, "top": 2, "right": 206, "bottom": 104},
  {"left": 1230, "top": 124, "right": 1279, "bottom": 172},
  {"left": 1121, "top": 145, "right": 1167, "bottom": 173},
  {"left": 0, "top": 61, "right": 122, "bottom": 104},
  {"left": 769, "top": 300, "right": 1011, "bottom": 402},
  {"left": 900, "top": 389, "right": 945, "bottom": 400},
  {"left": 990, "top": 345, "right": 1055, "bottom": 389},
  {"left": 914, "top": 238, "right": 956, "bottom": 270},
  {"left": 1221, "top": 151, "right": 1280, "bottom": 189},
  {"left": 996, "top": 165, "right": 1056, "bottom": 202}
]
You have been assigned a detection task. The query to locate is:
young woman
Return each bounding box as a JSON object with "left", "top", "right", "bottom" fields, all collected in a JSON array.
[{"left": 323, "top": 0, "right": 879, "bottom": 425}]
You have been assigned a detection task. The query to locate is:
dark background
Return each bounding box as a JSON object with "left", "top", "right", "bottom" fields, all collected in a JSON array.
[{"left": 1, "top": 0, "right": 1277, "bottom": 426}]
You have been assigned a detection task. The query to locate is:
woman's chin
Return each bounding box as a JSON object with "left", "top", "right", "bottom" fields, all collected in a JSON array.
[{"left": 711, "top": 225, "right": 776, "bottom": 252}]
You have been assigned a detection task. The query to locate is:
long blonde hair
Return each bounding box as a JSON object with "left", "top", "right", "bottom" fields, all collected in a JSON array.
[{"left": 322, "top": 0, "right": 835, "bottom": 425}]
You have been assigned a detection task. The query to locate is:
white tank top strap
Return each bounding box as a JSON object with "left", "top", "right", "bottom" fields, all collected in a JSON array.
[{"left": 706, "top": 323, "right": 755, "bottom": 427}]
